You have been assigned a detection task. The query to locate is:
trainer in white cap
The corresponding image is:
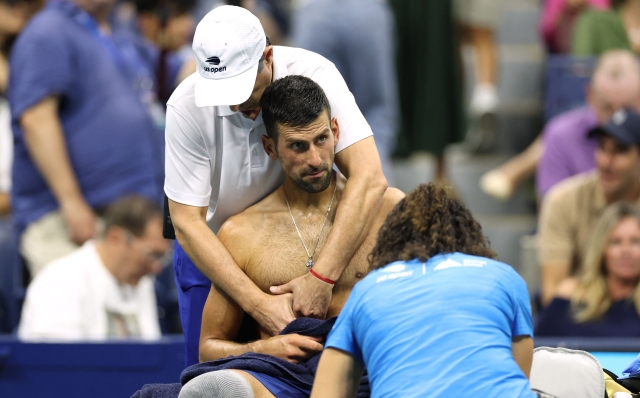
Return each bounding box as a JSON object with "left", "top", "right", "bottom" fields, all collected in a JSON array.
[{"left": 192, "top": 6, "right": 267, "bottom": 107}]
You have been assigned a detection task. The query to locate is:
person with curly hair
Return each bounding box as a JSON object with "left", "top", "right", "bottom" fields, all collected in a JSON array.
[{"left": 310, "top": 183, "right": 537, "bottom": 398}]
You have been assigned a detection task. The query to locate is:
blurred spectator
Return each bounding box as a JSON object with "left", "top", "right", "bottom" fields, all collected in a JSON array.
[
  {"left": 8, "top": 0, "right": 165, "bottom": 276},
  {"left": 540, "top": 0, "right": 610, "bottom": 53},
  {"left": 133, "top": 0, "right": 197, "bottom": 104},
  {"left": 481, "top": 50, "right": 640, "bottom": 201},
  {"left": 389, "top": 0, "right": 464, "bottom": 180},
  {"left": 194, "top": 0, "right": 290, "bottom": 45},
  {"left": 573, "top": 0, "right": 640, "bottom": 55},
  {"left": 245, "top": 0, "right": 290, "bottom": 45},
  {"left": 291, "top": 0, "right": 398, "bottom": 183},
  {"left": 455, "top": 0, "right": 502, "bottom": 151},
  {"left": 536, "top": 202, "right": 640, "bottom": 336},
  {"left": 538, "top": 108, "right": 640, "bottom": 306},
  {"left": 192, "top": 0, "right": 225, "bottom": 27},
  {"left": 0, "top": 0, "right": 44, "bottom": 217},
  {"left": 18, "top": 196, "right": 167, "bottom": 341}
]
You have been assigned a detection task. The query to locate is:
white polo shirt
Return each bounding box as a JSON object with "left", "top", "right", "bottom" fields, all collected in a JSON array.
[{"left": 164, "top": 46, "right": 373, "bottom": 232}]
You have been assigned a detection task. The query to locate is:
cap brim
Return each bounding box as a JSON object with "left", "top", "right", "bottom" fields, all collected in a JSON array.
[
  {"left": 194, "top": 62, "right": 259, "bottom": 107},
  {"left": 588, "top": 124, "right": 635, "bottom": 145}
]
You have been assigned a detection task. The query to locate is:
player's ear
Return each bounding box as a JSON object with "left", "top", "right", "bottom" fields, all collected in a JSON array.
[
  {"left": 261, "top": 135, "right": 278, "bottom": 160},
  {"left": 331, "top": 117, "right": 340, "bottom": 148}
]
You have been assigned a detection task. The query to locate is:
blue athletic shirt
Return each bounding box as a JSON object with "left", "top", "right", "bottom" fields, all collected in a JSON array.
[
  {"left": 325, "top": 253, "right": 536, "bottom": 398},
  {"left": 8, "top": 1, "right": 163, "bottom": 234}
]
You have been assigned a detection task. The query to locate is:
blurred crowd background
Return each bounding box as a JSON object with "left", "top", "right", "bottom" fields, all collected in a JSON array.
[{"left": 1, "top": 0, "right": 640, "bottom": 341}]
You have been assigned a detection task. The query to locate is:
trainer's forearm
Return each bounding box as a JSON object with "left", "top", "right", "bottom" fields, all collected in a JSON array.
[
  {"left": 313, "top": 171, "right": 387, "bottom": 280},
  {"left": 171, "top": 211, "right": 265, "bottom": 314},
  {"left": 199, "top": 338, "right": 260, "bottom": 362},
  {"left": 21, "top": 97, "right": 84, "bottom": 207}
]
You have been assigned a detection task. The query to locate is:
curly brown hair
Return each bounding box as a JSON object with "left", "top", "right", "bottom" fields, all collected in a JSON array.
[{"left": 368, "top": 183, "right": 496, "bottom": 270}]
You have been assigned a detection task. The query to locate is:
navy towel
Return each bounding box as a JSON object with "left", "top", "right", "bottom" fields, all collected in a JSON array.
[{"left": 132, "top": 317, "right": 370, "bottom": 398}]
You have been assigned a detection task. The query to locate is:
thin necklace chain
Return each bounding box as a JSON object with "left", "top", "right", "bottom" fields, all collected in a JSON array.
[{"left": 284, "top": 177, "right": 337, "bottom": 270}]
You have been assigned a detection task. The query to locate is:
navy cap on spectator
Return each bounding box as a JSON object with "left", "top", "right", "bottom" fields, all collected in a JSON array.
[{"left": 589, "top": 108, "right": 640, "bottom": 146}]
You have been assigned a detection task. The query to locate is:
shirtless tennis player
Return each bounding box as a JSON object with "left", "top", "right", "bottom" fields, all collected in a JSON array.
[{"left": 179, "top": 76, "right": 403, "bottom": 398}]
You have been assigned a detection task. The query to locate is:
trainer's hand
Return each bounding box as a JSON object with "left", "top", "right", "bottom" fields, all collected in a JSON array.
[
  {"left": 271, "top": 272, "right": 333, "bottom": 318},
  {"left": 254, "top": 334, "right": 324, "bottom": 364},
  {"left": 253, "top": 293, "right": 296, "bottom": 336},
  {"left": 60, "top": 197, "right": 97, "bottom": 245}
]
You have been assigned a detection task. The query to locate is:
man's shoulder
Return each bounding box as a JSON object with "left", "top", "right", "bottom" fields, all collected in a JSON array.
[
  {"left": 218, "top": 199, "right": 272, "bottom": 241},
  {"left": 379, "top": 187, "right": 404, "bottom": 215},
  {"left": 167, "top": 74, "right": 196, "bottom": 108},
  {"left": 29, "top": 244, "right": 92, "bottom": 292},
  {"left": 13, "top": 8, "right": 70, "bottom": 50},
  {"left": 274, "top": 46, "right": 334, "bottom": 75},
  {"left": 544, "top": 107, "right": 595, "bottom": 140},
  {"left": 543, "top": 172, "right": 598, "bottom": 213},
  {"left": 546, "top": 172, "right": 597, "bottom": 202}
]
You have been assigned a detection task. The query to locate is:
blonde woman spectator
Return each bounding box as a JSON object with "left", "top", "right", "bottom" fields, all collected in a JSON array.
[{"left": 536, "top": 202, "right": 640, "bottom": 336}]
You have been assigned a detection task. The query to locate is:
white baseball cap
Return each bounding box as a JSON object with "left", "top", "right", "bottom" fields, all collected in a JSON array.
[{"left": 192, "top": 6, "right": 267, "bottom": 107}]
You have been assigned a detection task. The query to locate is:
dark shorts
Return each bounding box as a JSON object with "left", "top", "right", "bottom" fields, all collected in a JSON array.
[{"left": 245, "top": 371, "right": 311, "bottom": 398}]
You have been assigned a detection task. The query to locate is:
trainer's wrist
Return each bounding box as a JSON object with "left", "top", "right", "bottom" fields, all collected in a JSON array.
[{"left": 245, "top": 290, "right": 270, "bottom": 320}]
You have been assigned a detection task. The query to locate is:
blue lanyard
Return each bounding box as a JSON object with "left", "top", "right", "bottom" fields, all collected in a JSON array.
[{"left": 51, "top": 1, "right": 156, "bottom": 104}]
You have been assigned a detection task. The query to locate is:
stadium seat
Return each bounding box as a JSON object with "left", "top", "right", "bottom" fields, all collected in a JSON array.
[
  {"left": 544, "top": 55, "right": 597, "bottom": 122},
  {"left": 530, "top": 346, "right": 605, "bottom": 398}
]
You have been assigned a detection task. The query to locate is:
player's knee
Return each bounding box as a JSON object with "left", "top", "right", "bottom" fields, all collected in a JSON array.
[{"left": 179, "top": 370, "right": 255, "bottom": 398}]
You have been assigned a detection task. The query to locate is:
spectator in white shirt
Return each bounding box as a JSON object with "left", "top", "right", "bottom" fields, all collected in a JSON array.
[{"left": 18, "top": 196, "right": 169, "bottom": 341}]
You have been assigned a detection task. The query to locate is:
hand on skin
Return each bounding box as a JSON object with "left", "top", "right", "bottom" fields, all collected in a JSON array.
[
  {"left": 60, "top": 197, "right": 97, "bottom": 245},
  {"left": 271, "top": 272, "right": 333, "bottom": 318},
  {"left": 253, "top": 292, "right": 296, "bottom": 336},
  {"left": 252, "top": 333, "right": 324, "bottom": 364}
]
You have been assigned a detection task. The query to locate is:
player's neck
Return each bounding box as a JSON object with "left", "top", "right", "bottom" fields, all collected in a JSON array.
[{"left": 281, "top": 172, "right": 337, "bottom": 211}]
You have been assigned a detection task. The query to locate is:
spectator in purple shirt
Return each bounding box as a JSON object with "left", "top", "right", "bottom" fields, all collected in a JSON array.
[
  {"left": 481, "top": 50, "right": 640, "bottom": 201},
  {"left": 538, "top": 49, "right": 640, "bottom": 197}
]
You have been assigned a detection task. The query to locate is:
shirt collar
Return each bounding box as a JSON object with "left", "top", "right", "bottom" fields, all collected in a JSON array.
[
  {"left": 272, "top": 46, "right": 290, "bottom": 81},
  {"left": 216, "top": 105, "right": 236, "bottom": 117},
  {"left": 215, "top": 47, "right": 288, "bottom": 121}
]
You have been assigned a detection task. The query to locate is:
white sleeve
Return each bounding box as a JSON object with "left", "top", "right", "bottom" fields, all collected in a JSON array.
[
  {"left": 164, "top": 104, "right": 212, "bottom": 207},
  {"left": 311, "top": 64, "right": 373, "bottom": 153}
]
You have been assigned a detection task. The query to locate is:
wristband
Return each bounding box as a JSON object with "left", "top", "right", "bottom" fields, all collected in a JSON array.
[{"left": 310, "top": 268, "right": 336, "bottom": 285}]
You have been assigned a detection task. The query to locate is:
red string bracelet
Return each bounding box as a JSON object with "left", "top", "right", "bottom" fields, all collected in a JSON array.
[{"left": 310, "top": 268, "right": 336, "bottom": 285}]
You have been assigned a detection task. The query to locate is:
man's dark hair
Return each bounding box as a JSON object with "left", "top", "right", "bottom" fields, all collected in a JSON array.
[
  {"left": 103, "top": 196, "right": 162, "bottom": 238},
  {"left": 368, "top": 183, "right": 496, "bottom": 271},
  {"left": 261, "top": 75, "right": 331, "bottom": 144}
]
